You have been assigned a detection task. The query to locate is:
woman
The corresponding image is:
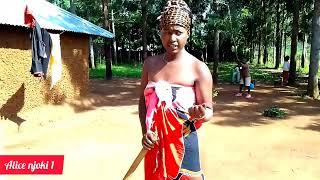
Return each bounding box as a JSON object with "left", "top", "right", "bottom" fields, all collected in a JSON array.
[{"left": 138, "top": 0, "right": 213, "bottom": 179}]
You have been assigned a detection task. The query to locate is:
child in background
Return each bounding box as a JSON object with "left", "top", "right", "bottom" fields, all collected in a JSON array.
[
  {"left": 232, "top": 63, "right": 240, "bottom": 84},
  {"left": 235, "top": 59, "right": 252, "bottom": 99},
  {"left": 282, "top": 56, "right": 290, "bottom": 85}
]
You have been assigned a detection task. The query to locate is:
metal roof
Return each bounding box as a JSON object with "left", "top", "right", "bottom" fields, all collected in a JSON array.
[{"left": 0, "top": 0, "right": 114, "bottom": 38}]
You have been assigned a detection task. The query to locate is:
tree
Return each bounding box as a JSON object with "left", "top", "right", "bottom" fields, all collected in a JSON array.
[
  {"left": 70, "top": 0, "right": 76, "bottom": 14},
  {"left": 213, "top": 30, "right": 220, "bottom": 85},
  {"left": 275, "top": 0, "right": 281, "bottom": 69},
  {"left": 308, "top": 0, "right": 320, "bottom": 99},
  {"left": 141, "top": 0, "right": 148, "bottom": 60},
  {"left": 102, "top": 0, "right": 112, "bottom": 80},
  {"left": 288, "top": 0, "right": 300, "bottom": 85}
]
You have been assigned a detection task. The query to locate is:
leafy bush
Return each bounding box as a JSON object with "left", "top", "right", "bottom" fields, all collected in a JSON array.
[{"left": 263, "top": 105, "right": 286, "bottom": 119}]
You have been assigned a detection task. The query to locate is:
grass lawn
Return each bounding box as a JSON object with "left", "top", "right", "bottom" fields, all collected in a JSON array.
[
  {"left": 90, "top": 62, "right": 318, "bottom": 84},
  {"left": 216, "top": 63, "right": 274, "bottom": 83},
  {"left": 90, "top": 63, "right": 142, "bottom": 79}
]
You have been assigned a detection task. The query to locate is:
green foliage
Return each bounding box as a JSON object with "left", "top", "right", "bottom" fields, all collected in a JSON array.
[
  {"left": 113, "top": 64, "right": 142, "bottom": 78},
  {"left": 263, "top": 105, "right": 286, "bottom": 119},
  {"left": 297, "top": 65, "right": 320, "bottom": 77},
  {"left": 89, "top": 63, "right": 142, "bottom": 79},
  {"left": 90, "top": 62, "right": 276, "bottom": 83},
  {"left": 48, "top": 0, "right": 69, "bottom": 10},
  {"left": 216, "top": 63, "right": 274, "bottom": 83},
  {"left": 49, "top": 0, "right": 316, "bottom": 77}
]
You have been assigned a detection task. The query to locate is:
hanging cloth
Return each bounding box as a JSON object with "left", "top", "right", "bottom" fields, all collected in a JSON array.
[{"left": 49, "top": 33, "right": 62, "bottom": 89}]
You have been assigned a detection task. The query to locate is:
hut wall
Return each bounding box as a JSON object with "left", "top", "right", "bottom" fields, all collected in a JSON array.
[{"left": 0, "top": 25, "right": 89, "bottom": 119}]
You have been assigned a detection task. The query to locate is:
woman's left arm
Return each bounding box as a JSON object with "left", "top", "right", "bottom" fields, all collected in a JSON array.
[{"left": 192, "top": 61, "right": 214, "bottom": 122}]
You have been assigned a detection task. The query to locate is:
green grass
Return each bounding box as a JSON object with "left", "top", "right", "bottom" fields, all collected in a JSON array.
[
  {"left": 90, "top": 62, "right": 316, "bottom": 83},
  {"left": 89, "top": 63, "right": 142, "bottom": 79},
  {"left": 216, "top": 63, "right": 274, "bottom": 83}
]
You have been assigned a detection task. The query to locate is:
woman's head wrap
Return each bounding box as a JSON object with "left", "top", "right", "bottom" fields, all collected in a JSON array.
[{"left": 159, "top": 0, "right": 192, "bottom": 34}]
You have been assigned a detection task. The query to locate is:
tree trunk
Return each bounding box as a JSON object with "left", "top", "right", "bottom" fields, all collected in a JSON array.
[
  {"left": 204, "top": 46, "right": 207, "bottom": 62},
  {"left": 275, "top": 0, "right": 281, "bottom": 69},
  {"left": 142, "top": 0, "right": 148, "bottom": 60},
  {"left": 308, "top": 0, "right": 320, "bottom": 98},
  {"left": 284, "top": 33, "right": 287, "bottom": 58},
  {"left": 280, "top": 1, "right": 286, "bottom": 64},
  {"left": 262, "top": 0, "right": 268, "bottom": 65},
  {"left": 212, "top": 30, "right": 219, "bottom": 85},
  {"left": 128, "top": 31, "right": 131, "bottom": 63},
  {"left": 273, "top": 32, "right": 276, "bottom": 65},
  {"left": 288, "top": 0, "right": 299, "bottom": 85},
  {"left": 263, "top": 45, "right": 268, "bottom": 65},
  {"left": 111, "top": 10, "right": 117, "bottom": 65},
  {"left": 258, "top": 33, "right": 262, "bottom": 64},
  {"left": 120, "top": 43, "right": 123, "bottom": 64},
  {"left": 219, "top": 33, "right": 224, "bottom": 63},
  {"left": 301, "top": 34, "right": 306, "bottom": 68},
  {"left": 70, "top": 0, "right": 76, "bottom": 14},
  {"left": 88, "top": 13, "right": 95, "bottom": 69},
  {"left": 250, "top": 42, "right": 254, "bottom": 63},
  {"left": 257, "top": 0, "right": 264, "bottom": 65},
  {"left": 89, "top": 37, "right": 95, "bottom": 69},
  {"left": 102, "top": 0, "right": 112, "bottom": 80}
]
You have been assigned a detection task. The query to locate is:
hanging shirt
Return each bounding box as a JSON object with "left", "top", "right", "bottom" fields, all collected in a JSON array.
[
  {"left": 30, "top": 22, "right": 52, "bottom": 78},
  {"left": 49, "top": 33, "right": 62, "bottom": 89}
]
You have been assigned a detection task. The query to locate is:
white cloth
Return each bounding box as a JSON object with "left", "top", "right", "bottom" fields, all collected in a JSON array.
[
  {"left": 49, "top": 33, "right": 62, "bottom": 89},
  {"left": 240, "top": 77, "right": 251, "bottom": 86},
  {"left": 283, "top": 61, "right": 290, "bottom": 71},
  {"left": 154, "top": 81, "right": 173, "bottom": 108}
]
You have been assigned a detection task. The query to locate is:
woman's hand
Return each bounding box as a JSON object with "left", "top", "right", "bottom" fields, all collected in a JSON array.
[
  {"left": 188, "top": 104, "right": 213, "bottom": 122},
  {"left": 188, "top": 104, "right": 206, "bottom": 121},
  {"left": 142, "top": 131, "right": 158, "bottom": 150}
]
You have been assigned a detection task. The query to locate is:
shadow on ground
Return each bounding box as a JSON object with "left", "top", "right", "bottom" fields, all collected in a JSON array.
[
  {"left": 212, "top": 84, "right": 320, "bottom": 127},
  {"left": 65, "top": 78, "right": 320, "bottom": 129},
  {"left": 0, "top": 83, "right": 26, "bottom": 131},
  {"left": 67, "top": 78, "right": 140, "bottom": 113},
  {"left": 297, "top": 122, "right": 320, "bottom": 132}
]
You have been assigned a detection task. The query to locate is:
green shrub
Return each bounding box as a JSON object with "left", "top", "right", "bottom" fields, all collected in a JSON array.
[{"left": 263, "top": 105, "right": 286, "bottom": 119}]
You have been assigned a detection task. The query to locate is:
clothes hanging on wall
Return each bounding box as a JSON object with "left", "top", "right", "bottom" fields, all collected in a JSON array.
[
  {"left": 40, "top": 28, "right": 52, "bottom": 78},
  {"left": 24, "top": 4, "right": 53, "bottom": 79},
  {"left": 48, "top": 33, "right": 62, "bottom": 89},
  {"left": 30, "top": 22, "right": 52, "bottom": 79},
  {"left": 24, "top": 5, "right": 35, "bottom": 28}
]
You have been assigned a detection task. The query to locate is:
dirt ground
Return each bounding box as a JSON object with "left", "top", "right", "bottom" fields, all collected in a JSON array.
[{"left": 1, "top": 78, "right": 320, "bottom": 180}]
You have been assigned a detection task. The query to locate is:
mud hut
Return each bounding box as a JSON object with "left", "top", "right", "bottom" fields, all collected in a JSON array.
[{"left": 0, "top": 0, "right": 113, "bottom": 121}]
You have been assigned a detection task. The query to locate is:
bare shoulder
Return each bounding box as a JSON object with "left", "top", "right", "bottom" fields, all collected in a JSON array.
[
  {"left": 187, "top": 53, "right": 211, "bottom": 77},
  {"left": 143, "top": 54, "right": 163, "bottom": 67}
]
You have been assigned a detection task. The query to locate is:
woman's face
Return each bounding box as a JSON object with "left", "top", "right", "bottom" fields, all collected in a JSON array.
[{"left": 160, "top": 25, "right": 189, "bottom": 55}]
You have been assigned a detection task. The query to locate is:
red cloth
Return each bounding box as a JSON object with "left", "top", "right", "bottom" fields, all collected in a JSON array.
[
  {"left": 144, "top": 102, "right": 184, "bottom": 180},
  {"left": 282, "top": 71, "right": 289, "bottom": 83},
  {"left": 143, "top": 82, "right": 203, "bottom": 179},
  {"left": 24, "top": 5, "right": 35, "bottom": 28}
]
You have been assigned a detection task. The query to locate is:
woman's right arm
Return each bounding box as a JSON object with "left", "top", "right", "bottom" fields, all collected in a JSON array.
[
  {"left": 139, "top": 58, "right": 157, "bottom": 150},
  {"left": 139, "top": 59, "right": 149, "bottom": 135}
]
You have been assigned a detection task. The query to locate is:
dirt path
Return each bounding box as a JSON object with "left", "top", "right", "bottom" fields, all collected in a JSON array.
[{"left": 1, "top": 78, "right": 320, "bottom": 180}]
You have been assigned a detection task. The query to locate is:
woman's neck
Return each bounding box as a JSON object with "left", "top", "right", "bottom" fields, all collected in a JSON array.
[{"left": 165, "top": 49, "right": 186, "bottom": 62}]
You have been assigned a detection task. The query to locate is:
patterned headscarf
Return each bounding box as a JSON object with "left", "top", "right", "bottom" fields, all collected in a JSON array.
[{"left": 159, "top": 0, "right": 192, "bottom": 34}]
